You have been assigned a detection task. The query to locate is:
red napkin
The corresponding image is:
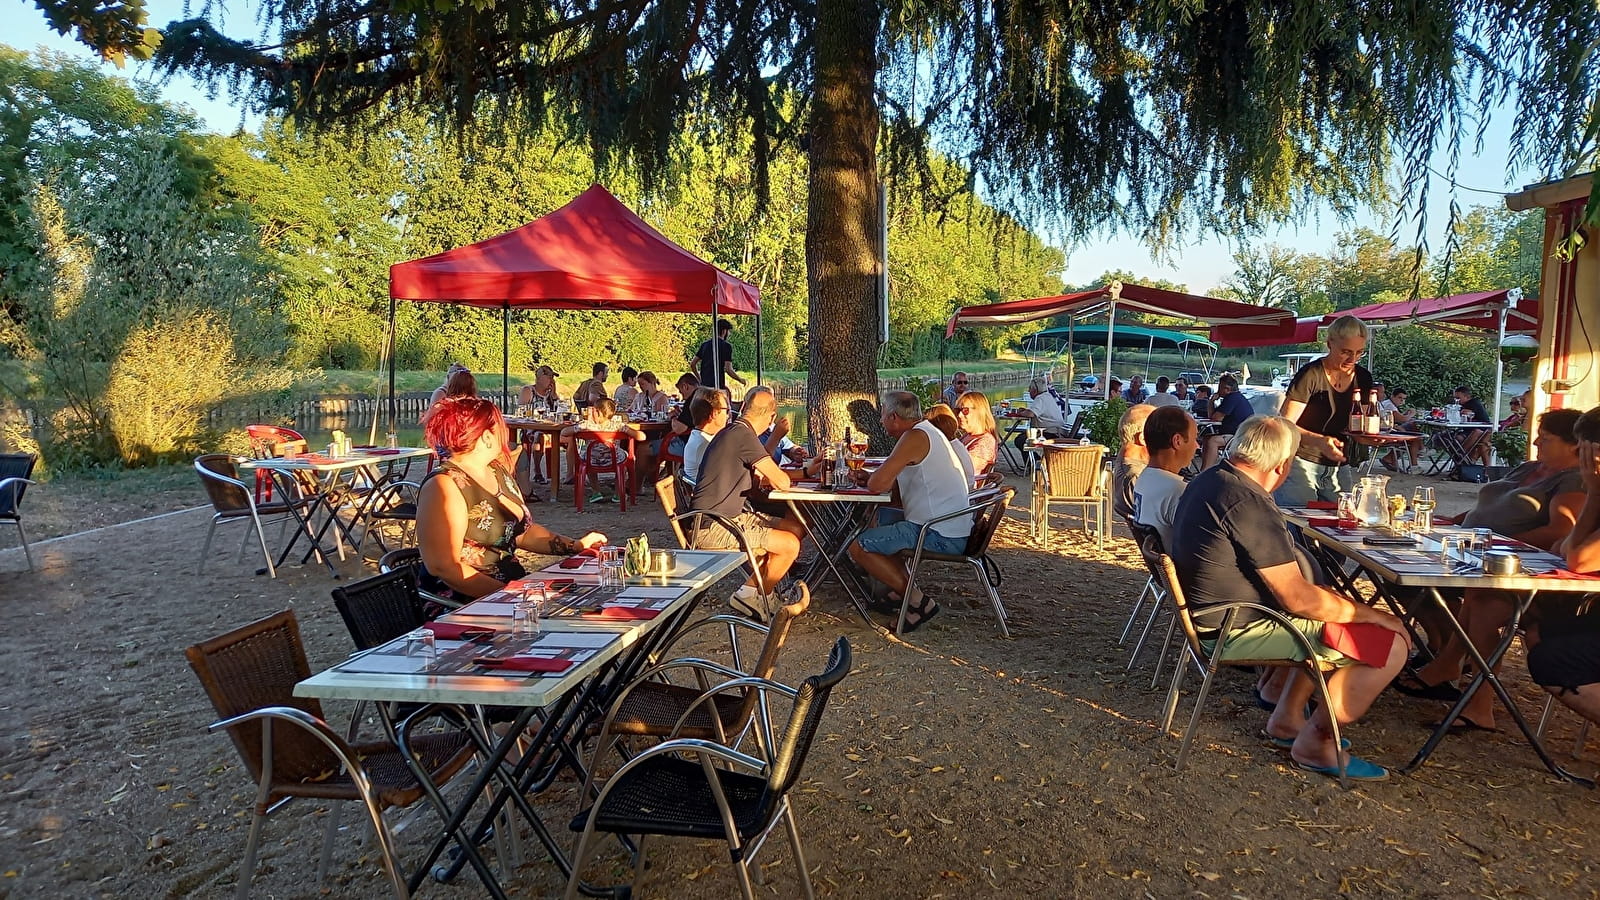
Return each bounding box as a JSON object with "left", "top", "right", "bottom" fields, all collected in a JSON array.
[
  {"left": 1322, "top": 622, "right": 1400, "bottom": 666},
  {"left": 584, "top": 606, "right": 661, "bottom": 621},
  {"left": 559, "top": 556, "right": 589, "bottom": 569},
  {"left": 473, "top": 656, "right": 574, "bottom": 672},
  {"left": 1307, "top": 517, "right": 1339, "bottom": 528},
  {"left": 423, "top": 621, "right": 499, "bottom": 640},
  {"left": 361, "top": 448, "right": 402, "bottom": 456},
  {"left": 1305, "top": 500, "right": 1337, "bottom": 510},
  {"left": 1536, "top": 569, "right": 1600, "bottom": 580}
]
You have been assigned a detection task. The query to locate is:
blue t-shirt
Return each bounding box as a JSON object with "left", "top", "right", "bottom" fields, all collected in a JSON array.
[{"left": 1214, "top": 391, "right": 1252, "bottom": 435}]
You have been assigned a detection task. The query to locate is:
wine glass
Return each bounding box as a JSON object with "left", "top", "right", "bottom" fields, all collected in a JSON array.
[{"left": 1412, "top": 486, "right": 1436, "bottom": 535}]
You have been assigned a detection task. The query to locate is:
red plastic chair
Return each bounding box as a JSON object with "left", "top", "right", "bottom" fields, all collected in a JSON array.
[
  {"left": 574, "top": 433, "right": 635, "bottom": 512},
  {"left": 244, "top": 425, "right": 311, "bottom": 503}
]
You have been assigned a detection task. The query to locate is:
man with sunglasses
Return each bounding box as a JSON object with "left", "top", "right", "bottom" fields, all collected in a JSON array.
[{"left": 941, "top": 371, "right": 970, "bottom": 408}]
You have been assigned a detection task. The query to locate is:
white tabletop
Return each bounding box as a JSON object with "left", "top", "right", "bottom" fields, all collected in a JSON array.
[
  {"left": 1293, "top": 521, "right": 1594, "bottom": 591},
  {"left": 239, "top": 446, "right": 434, "bottom": 473},
  {"left": 1415, "top": 420, "right": 1493, "bottom": 429},
  {"left": 769, "top": 483, "right": 893, "bottom": 503}
]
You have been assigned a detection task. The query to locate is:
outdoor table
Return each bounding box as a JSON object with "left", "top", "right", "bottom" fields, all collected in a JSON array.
[
  {"left": 296, "top": 549, "right": 747, "bottom": 897},
  {"left": 506, "top": 417, "right": 572, "bottom": 499},
  {"left": 1414, "top": 419, "right": 1493, "bottom": 475},
  {"left": 1343, "top": 430, "right": 1426, "bottom": 476},
  {"left": 1285, "top": 516, "right": 1597, "bottom": 786},
  {"left": 239, "top": 447, "right": 434, "bottom": 577},
  {"left": 768, "top": 480, "right": 894, "bottom": 631}
]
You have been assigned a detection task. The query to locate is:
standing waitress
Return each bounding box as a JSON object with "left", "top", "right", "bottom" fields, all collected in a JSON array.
[{"left": 1274, "top": 315, "right": 1374, "bottom": 505}]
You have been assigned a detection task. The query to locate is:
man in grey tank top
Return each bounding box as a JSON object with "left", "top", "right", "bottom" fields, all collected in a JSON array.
[{"left": 847, "top": 391, "right": 974, "bottom": 631}]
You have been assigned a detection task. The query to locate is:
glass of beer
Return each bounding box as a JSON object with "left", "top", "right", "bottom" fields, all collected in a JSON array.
[{"left": 1412, "top": 486, "right": 1436, "bottom": 534}]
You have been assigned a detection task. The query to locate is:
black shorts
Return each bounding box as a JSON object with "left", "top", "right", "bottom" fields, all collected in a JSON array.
[{"left": 1528, "top": 604, "right": 1600, "bottom": 693}]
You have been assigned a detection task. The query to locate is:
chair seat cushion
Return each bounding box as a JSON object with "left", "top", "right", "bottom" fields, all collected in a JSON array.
[
  {"left": 601, "top": 683, "right": 746, "bottom": 738},
  {"left": 570, "top": 755, "right": 771, "bottom": 840}
]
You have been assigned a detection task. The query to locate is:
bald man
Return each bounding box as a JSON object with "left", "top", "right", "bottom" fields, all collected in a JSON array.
[{"left": 1111, "top": 403, "right": 1155, "bottom": 522}]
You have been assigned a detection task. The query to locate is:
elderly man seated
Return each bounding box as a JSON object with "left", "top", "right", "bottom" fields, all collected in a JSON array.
[
  {"left": 1010, "top": 377, "right": 1070, "bottom": 450},
  {"left": 1170, "top": 414, "right": 1410, "bottom": 781},
  {"left": 688, "top": 386, "right": 806, "bottom": 620},
  {"left": 847, "top": 391, "right": 975, "bottom": 631},
  {"left": 1110, "top": 403, "right": 1154, "bottom": 523},
  {"left": 1132, "top": 406, "right": 1196, "bottom": 550}
]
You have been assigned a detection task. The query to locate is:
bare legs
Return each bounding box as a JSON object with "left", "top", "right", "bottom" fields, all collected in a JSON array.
[
  {"left": 1412, "top": 589, "right": 1514, "bottom": 728},
  {"left": 1264, "top": 634, "right": 1408, "bottom": 767}
]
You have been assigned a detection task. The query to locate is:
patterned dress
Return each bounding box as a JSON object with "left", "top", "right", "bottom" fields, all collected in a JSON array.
[{"left": 420, "top": 459, "right": 529, "bottom": 599}]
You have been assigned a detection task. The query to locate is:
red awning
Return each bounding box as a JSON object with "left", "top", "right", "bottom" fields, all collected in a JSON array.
[
  {"left": 389, "top": 184, "right": 760, "bottom": 314},
  {"left": 947, "top": 283, "right": 1291, "bottom": 336},
  {"left": 1330, "top": 290, "right": 1536, "bottom": 334},
  {"left": 1210, "top": 316, "right": 1325, "bottom": 348}
]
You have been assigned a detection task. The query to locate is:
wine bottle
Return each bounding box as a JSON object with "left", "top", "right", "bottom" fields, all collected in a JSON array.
[
  {"left": 1347, "top": 388, "right": 1363, "bottom": 433},
  {"left": 1364, "top": 389, "right": 1381, "bottom": 434}
]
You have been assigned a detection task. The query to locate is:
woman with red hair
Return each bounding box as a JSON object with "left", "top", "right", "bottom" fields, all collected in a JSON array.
[{"left": 417, "top": 396, "right": 605, "bottom": 600}]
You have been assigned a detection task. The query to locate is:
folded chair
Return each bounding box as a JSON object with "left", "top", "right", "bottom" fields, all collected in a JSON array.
[
  {"left": 194, "top": 454, "right": 315, "bottom": 578},
  {"left": 1150, "top": 554, "right": 1350, "bottom": 788},
  {"left": 1032, "top": 444, "right": 1107, "bottom": 548},
  {"left": 185, "top": 609, "right": 475, "bottom": 898},
  {"left": 566, "top": 637, "right": 853, "bottom": 900},
  {"left": 896, "top": 487, "right": 1016, "bottom": 637},
  {"left": 582, "top": 585, "right": 810, "bottom": 800},
  {"left": 0, "top": 452, "right": 37, "bottom": 571}
]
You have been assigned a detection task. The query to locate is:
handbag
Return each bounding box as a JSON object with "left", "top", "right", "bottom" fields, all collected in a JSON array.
[{"left": 1454, "top": 463, "right": 1488, "bottom": 484}]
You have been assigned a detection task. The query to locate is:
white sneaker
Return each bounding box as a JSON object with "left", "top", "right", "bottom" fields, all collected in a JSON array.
[{"left": 729, "top": 585, "right": 767, "bottom": 622}]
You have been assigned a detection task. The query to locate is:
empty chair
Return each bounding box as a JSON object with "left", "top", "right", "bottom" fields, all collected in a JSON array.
[
  {"left": 361, "top": 479, "right": 422, "bottom": 552},
  {"left": 1031, "top": 443, "right": 1108, "bottom": 548},
  {"left": 244, "top": 424, "right": 308, "bottom": 459},
  {"left": 566, "top": 637, "right": 853, "bottom": 900},
  {"left": 377, "top": 547, "right": 461, "bottom": 613},
  {"left": 0, "top": 452, "right": 37, "bottom": 571},
  {"left": 895, "top": 487, "right": 1016, "bottom": 637},
  {"left": 185, "top": 609, "right": 475, "bottom": 898},
  {"left": 194, "top": 454, "right": 314, "bottom": 578}
]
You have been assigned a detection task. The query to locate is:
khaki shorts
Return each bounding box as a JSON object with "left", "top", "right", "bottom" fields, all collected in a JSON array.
[
  {"left": 690, "top": 510, "right": 779, "bottom": 552},
  {"left": 1202, "top": 615, "right": 1359, "bottom": 668}
]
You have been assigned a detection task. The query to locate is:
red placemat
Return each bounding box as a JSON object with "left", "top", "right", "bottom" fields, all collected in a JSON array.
[
  {"left": 424, "top": 621, "right": 500, "bottom": 640},
  {"left": 583, "top": 606, "right": 661, "bottom": 621},
  {"left": 472, "top": 656, "right": 574, "bottom": 672}
]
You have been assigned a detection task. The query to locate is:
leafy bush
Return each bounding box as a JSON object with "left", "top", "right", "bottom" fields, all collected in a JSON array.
[
  {"left": 1082, "top": 398, "right": 1130, "bottom": 451},
  {"left": 1370, "top": 326, "right": 1497, "bottom": 407},
  {"left": 1492, "top": 428, "right": 1529, "bottom": 466}
]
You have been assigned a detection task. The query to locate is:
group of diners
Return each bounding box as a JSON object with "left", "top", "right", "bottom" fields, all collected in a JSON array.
[
  {"left": 1120, "top": 314, "right": 1600, "bottom": 782},
  {"left": 682, "top": 387, "right": 995, "bottom": 628}
]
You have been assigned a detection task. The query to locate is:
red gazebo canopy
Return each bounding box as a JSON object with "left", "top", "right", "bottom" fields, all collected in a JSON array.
[
  {"left": 947, "top": 282, "right": 1292, "bottom": 336},
  {"left": 389, "top": 184, "right": 760, "bottom": 314},
  {"left": 1334, "top": 289, "right": 1536, "bottom": 334}
]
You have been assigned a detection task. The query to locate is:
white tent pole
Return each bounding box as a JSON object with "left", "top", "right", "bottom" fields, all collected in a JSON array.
[
  {"left": 1103, "top": 305, "right": 1115, "bottom": 395},
  {"left": 1492, "top": 303, "right": 1507, "bottom": 428}
]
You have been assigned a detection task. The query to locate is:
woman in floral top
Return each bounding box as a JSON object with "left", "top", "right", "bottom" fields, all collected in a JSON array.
[{"left": 417, "top": 397, "right": 605, "bottom": 600}]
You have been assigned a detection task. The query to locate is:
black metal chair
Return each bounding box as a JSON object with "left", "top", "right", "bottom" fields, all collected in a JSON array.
[
  {"left": 0, "top": 452, "right": 37, "bottom": 571},
  {"left": 332, "top": 569, "right": 428, "bottom": 651},
  {"left": 895, "top": 487, "right": 1016, "bottom": 637},
  {"left": 565, "top": 637, "right": 852, "bottom": 900},
  {"left": 360, "top": 479, "right": 421, "bottom": 553},
  {"left": 185, "top": 609, "right": 475, "bottom": 898},
  {"left": 377, "top": 546, "right": 460, "bottom": 612}
]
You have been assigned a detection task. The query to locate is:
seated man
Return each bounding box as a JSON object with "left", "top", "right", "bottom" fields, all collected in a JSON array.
[
  {"left": 1190, "top": 384, "right": 1215, "bottom": 419},
  {"left": 1123, "top": 374, "right": 1151, "bottom": 404},
  {"left": 1170, "top": 414, "right": 1409, "bottom": 781},
  {"left": 1454, "top": 384, "right": 1493, "bottom": 463},
  {"left": 1133, "top": 406, "right": 1196, "bottom": 550},
  {"left": 681, "top": 389, "right": 730, "bottom": 485},
  {"left": 1110, "top": 404, "right": 1154, "bottom": 523},
  {"left": 1171, "top": 378, "right": 1193, "bottom": 405},
  {"left": 941, "top": 371, "right": 969, "bottom": 408},
  {"left": 1379, "top": 386, "right": 1423, "bottom": 472},
  {"left": 1145, "top": 376, "right": 1180, "bottom": 408},
  {"left": 847, "top": 391, "right": 975, "bottom": 631},
  {"left": 665, "top": 372, "right": 701, "bottom": 457},
  {"left": 1200, "top": 373, "right": 1252, "bottom": 470},
  {"left": 1010, "top": 377, "right": 1070, "bottom": 450},
  {"left": 688, "top": 386, "right": 806, "bottom": 619}
]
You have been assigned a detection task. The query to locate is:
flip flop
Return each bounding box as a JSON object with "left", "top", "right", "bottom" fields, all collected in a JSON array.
[
  {"left": 1426, "top": 717, "right": 1498, "bottom": 735},
  {"left": 1392, "top": 675, "right": 1463, "bottom": 702},
  {"left": 1263, "top": 733, "right": 1350, "bottom": 751},
  {"left": 1253, "top": 688, "right": 1277, "bottom": 712},
  {"left": 1295, "top": 754, "right": 1389, "bottom": 782}
]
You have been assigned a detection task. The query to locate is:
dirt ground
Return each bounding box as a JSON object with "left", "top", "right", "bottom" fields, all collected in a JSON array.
[{"left": 4, "top": 465, "right": 1600, "bottom": 900}]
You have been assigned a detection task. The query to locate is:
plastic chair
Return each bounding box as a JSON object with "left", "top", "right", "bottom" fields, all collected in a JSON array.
[
  {"left": 895, "top": 487, "right": 1016, "bottom": 637},
  {"left": 244, "top": 424, "right": 309, "bottom": 459},
  {"left": 194, "top": 454, "right": 315, "bottom": 578},
  {"left": 1149, "top": 553, "right": 1351, "bottom": 788},
  {"left": 574, "top": 432, "right": 635, "bottom": 511},
  {"left": 1031, "top": 444, "right": 1108, "bottom": 548},
  {"left": 185, "top": 609, "right": 474, "bottom": 898},
  {"left": 565, "top": 637, "right": 853, "bottom": 900},
  {"left": 0, "top": 453, "right": 37, "bottom": 571}
]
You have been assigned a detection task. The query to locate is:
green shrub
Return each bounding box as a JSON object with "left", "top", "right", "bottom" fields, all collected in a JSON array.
[{"left": 1082, "top": 398, "right": 1130, "bottom": 451}]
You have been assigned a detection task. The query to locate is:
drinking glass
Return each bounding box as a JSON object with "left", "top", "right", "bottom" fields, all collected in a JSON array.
[
  {"left": 1471, "top": 528, "right": 1493, "bottom": 553},
  {"left": 1412, "top": 486, "right": 1436, "bottom": 535},
  {"left": 518, "top": 582, "right": 547, "bottom": 635},
  {"left": 405, "top": 628, "right": 437, "bottom": 668},
  {"left": 1336, "top": 491, "right": 1358, "bottom": 526},
  {"left": 1438, "top": 534, "right": 1465, "bottom": 565},
  {"left": 599, "top": 546, "right": 625, "bottom": 588}
]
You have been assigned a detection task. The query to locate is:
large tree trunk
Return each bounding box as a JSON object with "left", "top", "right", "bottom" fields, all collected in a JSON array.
[{"left": 806, "top": 0, "right": 882, "bottom": 448}]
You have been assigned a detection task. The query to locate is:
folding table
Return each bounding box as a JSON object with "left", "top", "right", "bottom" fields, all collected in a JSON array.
[{"left": 767, "top": 482, "right": 894, "bottom": 631}]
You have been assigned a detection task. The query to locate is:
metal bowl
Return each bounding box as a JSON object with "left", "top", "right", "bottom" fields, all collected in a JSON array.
[
  {"left": 648, "top": 549, "right": 677, "bottom": 576},
  {"left": 1482, "top": 551, "right": 1522, "bottom": 576}
]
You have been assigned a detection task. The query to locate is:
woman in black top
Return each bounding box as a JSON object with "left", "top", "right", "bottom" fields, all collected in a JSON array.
[{"left": 1273, "top": 315, "right": 1374, "bottom": 505}]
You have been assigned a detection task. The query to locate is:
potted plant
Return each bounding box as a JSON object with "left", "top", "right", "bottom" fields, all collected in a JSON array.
[
  {"left": 1489, "top": 428, "right": 1527, "bottom": 479},
  {"left": 1082, "top": 398, "right": 1130, "bottom": 451}
]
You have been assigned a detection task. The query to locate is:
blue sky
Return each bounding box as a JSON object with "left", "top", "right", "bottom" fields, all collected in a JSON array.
[{"left": 7, "top": 0, "right": 1539, "bottom": 294}]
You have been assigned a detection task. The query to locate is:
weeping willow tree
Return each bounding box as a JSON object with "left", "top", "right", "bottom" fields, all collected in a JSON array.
[{"left": 146, "top": 0, "right": 1600, "bottom": 441}]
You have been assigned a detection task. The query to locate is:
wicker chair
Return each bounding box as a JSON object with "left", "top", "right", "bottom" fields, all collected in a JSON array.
[
  {"left": 581, "top": 585, "right": 810, "bottom": 798},
  {"left": 653, "top": 472, "right": 770, "bottom": 596},
  {"left": 1149, "top": 554, "right": 1351, "bottom": 788},
  {"left": 0, "top": 453, "right": 37, "bottom": 571},
  {"left": 1031, "top": 444, "right": 1107, "bottom": 548},
  {"left": 565, "top": 636, "right": 853, "bottom": 900},
  {"left": 376, "top": 547, "right": 462, "bottom": 613},
  {"left": 895, "top": 487, "right": 1016, "bottom": 637},
  {"left": 194, "top": 454, "right": 315, "bottom": 578},
  {"left": 185, "top": 609, "right": 475, "bottom": 898}
]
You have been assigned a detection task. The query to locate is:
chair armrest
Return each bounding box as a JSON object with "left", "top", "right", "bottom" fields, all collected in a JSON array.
[
  {"left": 668, "top": 509, "right": 768, "bottom": 592},
  {"left": 648, "top": 613, "right": 771, "bottom": 667},
  {"left": 593, "top": 658, "right": 767, "bottom": 746},
  {"left": 1190, "top": 602, "right": 1335, "bottom": 669},
  {"left": 668, "top": 676, "right": 800, "bottom": 746},
  {"left": 0, "top": 477, "right": 35, "bottom": 510},
  {"left": 208, "top": 706, "right": 386, "bottom": 801}
]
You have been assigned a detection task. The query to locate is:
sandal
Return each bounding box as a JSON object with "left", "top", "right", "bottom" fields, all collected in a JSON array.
[
  {"left": 1392, "top": 672, "right": 1462, "bottom": 702},
  {"left": 900, "top": 596, "right": 941, "bottom": 632}
]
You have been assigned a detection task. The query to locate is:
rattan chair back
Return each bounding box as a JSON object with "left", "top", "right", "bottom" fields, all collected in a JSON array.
[
  {"left": 653, "top": 473, "right": 689, "bottom": 547},
  {"left": 1038, "top": 444, "right": 1102, "bottom": 500},
  {"left": 333, "top": 570, "right": 427, "bottom": 651},
  {"left": 184, "top": 610, "right": 335, "bottom": 797},
  {"left": 195, "top": 454, "right": 255, "bottom": 514}
]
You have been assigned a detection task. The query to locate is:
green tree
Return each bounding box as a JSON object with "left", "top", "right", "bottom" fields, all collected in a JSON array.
[
  {"left": 1325, "top": 228, "right": 1425, "bottom": 310},
  {"left": 1371, "top": 326, "right": 1497, "bottom": 409},
  {"left": 30, "top": 0, "right": 160, "bottom": 64},
  {"left": 1432, "top": 206, "right": 1544, "bottom": 297}
]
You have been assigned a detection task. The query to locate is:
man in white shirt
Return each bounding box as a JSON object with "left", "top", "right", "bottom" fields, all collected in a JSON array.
[
  {"left": 1146, "top": 376, "right": 1181, "bottom": 408},
  {"left": 1011, "top": 378, "right": 1070, "bottom": 450},
  {"left": 681, "top": 390, "right": 729, "bottom": 484},
  {"left": 1133, "top": 406, "right": 1197, "bottom": 550}
]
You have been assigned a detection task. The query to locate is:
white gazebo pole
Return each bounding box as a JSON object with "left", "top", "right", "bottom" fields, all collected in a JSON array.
[
  {"left": 1492, "top": 299, "right": 1509, "bottom": 427},
  {"left": 1103, "top": 281, "right": 1121, "bottom": 395}
]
